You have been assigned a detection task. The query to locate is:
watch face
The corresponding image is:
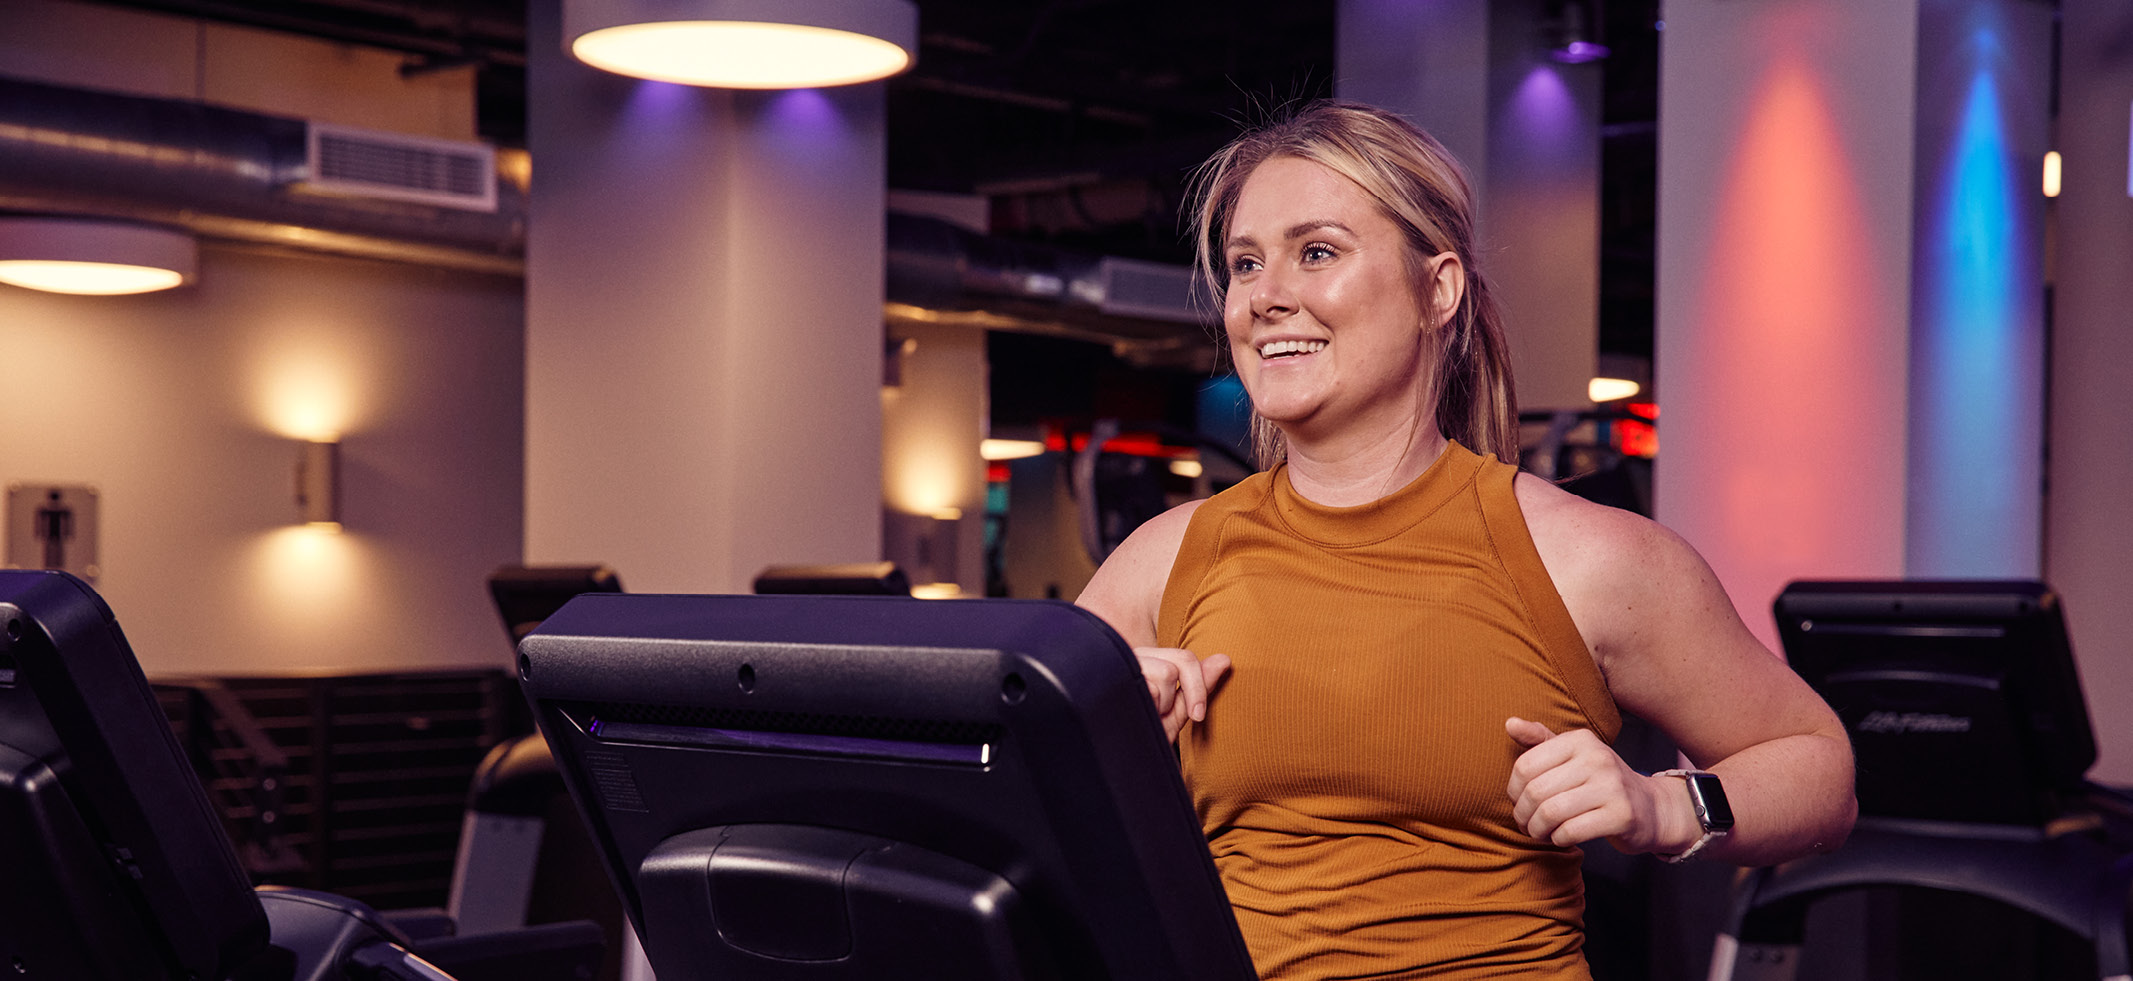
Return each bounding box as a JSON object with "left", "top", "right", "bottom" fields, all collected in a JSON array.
[{"left": 1687, "top": 773, "right": 1735, "bottom": 831}]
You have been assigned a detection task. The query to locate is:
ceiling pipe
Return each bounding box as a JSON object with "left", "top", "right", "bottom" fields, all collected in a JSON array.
[
  {"left": 886, "top": 211, "right": 1216, "bottom": 367},
  {"left": 0, "top": 75, "right": 1212, "bottom": 361},
  {"left": 0, "top": 75, "right": 526, "bottom": 275}
]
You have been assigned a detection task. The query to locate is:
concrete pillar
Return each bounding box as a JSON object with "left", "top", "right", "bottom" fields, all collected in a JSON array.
[
  {"left": 523, "top": 0, "right": 884, "bottom": 594},
  {"left": 1656, "top": 0, "right": 2049, "bottom": 648},
  {"left": 881, "top": 320, "right": 988, "bottom": 597},
  {"left": 2046, "top": 0, "right": 2133, "bottom": 785},
  {"left": 1337, "top": 0, "right": 1602, "bottom": 415}
]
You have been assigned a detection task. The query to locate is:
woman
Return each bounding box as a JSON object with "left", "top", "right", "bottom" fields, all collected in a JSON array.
[{"left": 1076, "top": 101, "right": 1855, "bottom": 980}]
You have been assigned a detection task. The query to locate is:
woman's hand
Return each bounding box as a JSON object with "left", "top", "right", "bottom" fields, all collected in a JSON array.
[
  {"left": 1504, "top": 717, "right": 1690, "bottom": 856},
  {"left": 1137, "top": 647, "right": 1232, "bottom": 742}
]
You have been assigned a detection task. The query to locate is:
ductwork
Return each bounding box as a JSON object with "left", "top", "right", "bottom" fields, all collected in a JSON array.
[
  {"left": 0, "top": 74, "right": 1216, "bottom": 364},
  {"left": 886, "top": 211, "right": 1217, "bottom": 367},
  {"left": 0, "top": 74, "right": 524, "bottom": 275}
]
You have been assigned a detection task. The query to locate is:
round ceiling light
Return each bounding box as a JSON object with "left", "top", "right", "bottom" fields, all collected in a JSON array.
[
  {"left": 0, "top": 217, "right": 197, "bottom": 296},
  {"left": 566, "top": 0, "right": 917, "bottom": 89}
]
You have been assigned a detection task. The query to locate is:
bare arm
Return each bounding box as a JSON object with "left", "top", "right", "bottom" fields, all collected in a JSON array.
[
  {"left": 1076, "top": 500, "right": 1231, "bottom": 741},
  {"left": 1508, "top": 475, "right": 1856, "bottom": 866}
]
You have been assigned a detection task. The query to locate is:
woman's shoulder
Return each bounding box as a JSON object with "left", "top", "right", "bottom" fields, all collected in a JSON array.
[
  {"left": 1511, "top": 470, "right": 1662, "bottom": 553},
  {"left": 1511, "top": 471, "right": 1716, "bottom": 660}
]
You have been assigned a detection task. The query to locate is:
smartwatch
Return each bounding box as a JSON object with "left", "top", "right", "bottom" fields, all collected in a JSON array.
[{"left": 1655, "top": 769, "right": 1733, "bottom": 863}]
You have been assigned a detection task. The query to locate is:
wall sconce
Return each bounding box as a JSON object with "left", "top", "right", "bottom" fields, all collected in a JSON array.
[
  {"left": 883, "top": 335, "right": 918, "bottom": 387},
  {"left": 565, "top": 0, "right": 918, "bottom": 89},
  {"left": 0, "top": 216, "right": 197, "bottom": 295},
  {"left": 295, "top": 439, "right": 340, "bottom": 528},
  {"left": 882, "top": 507, "right": 960, "bottom": 596}
]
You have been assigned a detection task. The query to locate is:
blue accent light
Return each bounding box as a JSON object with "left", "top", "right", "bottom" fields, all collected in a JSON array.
[
  {"left": 1196, "top": 374, "right": 1252, "bottom": 461},
  {"left": 1908, "top": 10, "right": 2044, "bottom": 578}
]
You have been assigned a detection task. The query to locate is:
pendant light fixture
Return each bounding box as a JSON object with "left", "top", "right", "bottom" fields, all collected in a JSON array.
[
  {"left": 0, "top": 217, "right": 197, "bottom": 296},
  {"left": 565, "top": 0, "right": 918, "bottom": 89}
]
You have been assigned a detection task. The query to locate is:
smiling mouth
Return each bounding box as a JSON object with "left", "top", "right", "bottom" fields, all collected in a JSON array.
[{"left": 1259, "top": 339, "right": 1327, "bottom": 360}]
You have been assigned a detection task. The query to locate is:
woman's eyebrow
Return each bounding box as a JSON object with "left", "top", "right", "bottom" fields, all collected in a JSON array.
[
  {"left": 1284, "top": 219, "right": 1352, "bottom": 240},
  {"left": 1228, "top": 219, "right": 1354, "bottom": 251}
]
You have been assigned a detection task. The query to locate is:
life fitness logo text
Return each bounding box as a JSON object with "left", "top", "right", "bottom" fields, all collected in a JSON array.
[{"left": 1856, "top": 711, "right": 1973, "bottom": 734}]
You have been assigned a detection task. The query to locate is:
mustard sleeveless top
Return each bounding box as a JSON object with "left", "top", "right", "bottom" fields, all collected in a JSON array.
[{"left": 1157, "top": 441, "right": 1620, "bottom": 980}]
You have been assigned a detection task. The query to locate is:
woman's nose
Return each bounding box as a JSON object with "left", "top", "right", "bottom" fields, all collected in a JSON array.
[{"left": 1247, "top": 266, "right": 1294, "bottom": 321}]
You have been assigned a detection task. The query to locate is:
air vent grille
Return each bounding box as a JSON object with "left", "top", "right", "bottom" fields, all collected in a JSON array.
[
  {"left": 303, "top": 122, "right": 497, "bottom": 212},
  {"left": 1097, "top": 256, "right": 1215, "bottom": 324}
]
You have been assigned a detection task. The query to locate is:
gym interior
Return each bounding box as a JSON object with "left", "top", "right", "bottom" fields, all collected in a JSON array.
[{"left": 4, "top": 1, "right": 2132, "bottom": 979}]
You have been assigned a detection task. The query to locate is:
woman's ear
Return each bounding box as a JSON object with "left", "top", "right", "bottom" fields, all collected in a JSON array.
[{"left": 1423, "top": 251, "right": 1465, "bottom": 330}]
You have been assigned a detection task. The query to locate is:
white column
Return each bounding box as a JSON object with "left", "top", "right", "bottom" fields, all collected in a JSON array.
[
  {"left": 1337, "top": 0, "right": 1602, "bottom": 415},
  {"left": 1656, "top": 0, "right": 2051, "bottom": 640},
  {"left": 523, "top": 0, "right": 883, "bottom": 594},
  {"left": 1655, "top": 0, "right": 1922, "bottom": 643}
]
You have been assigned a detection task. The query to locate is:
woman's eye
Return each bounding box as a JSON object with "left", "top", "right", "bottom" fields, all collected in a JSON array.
[
  {"left": 1302, "top": 244, "right": 1336, "bottom": 263},
  {"left": 1228, "top": 255, "right": 1261, "bottom": 275}
]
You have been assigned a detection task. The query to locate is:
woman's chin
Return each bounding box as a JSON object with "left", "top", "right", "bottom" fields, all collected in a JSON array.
[
  {"left": 1240, "top": 384, "right": 1323, "bottom": 425},
  {"left": 1252, "top": 406, "right": 1320, "bottom": 438}
]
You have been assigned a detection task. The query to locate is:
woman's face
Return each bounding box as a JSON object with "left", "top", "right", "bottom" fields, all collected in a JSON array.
[{"left": 1222, "top": 156, "right": 1453, "bottom": 449}]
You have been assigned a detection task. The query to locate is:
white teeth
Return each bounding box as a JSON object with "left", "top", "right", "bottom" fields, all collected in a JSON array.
[{"left": 1259, "top": 339, "right": 1328, "bottom": 359}]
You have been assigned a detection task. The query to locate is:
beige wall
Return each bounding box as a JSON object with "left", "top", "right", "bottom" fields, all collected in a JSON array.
[
  {"left": 3, "top": 0, "right": 478, "bottom": 140},
  {"left": 0, "top": 0, "right": 521, "bottom": 674},
  {"left": 2047, "top": 0, "right": 2133, "bottom": 786},
  {"left": 0, "top": 244, "right": 525, "bottom": 674}
]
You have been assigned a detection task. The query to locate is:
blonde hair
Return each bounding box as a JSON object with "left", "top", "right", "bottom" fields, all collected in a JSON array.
[{"left": 1189, "top": 100, "right": 1518, "bottom": 467}]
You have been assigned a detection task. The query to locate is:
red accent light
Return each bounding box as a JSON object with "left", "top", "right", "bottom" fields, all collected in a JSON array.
[
  {"left": 1617, "top": 420, "right": 1658, "bottom": 459},
  {"left": 1040, "top": 425, "right": 1193, "bottom": 459}
]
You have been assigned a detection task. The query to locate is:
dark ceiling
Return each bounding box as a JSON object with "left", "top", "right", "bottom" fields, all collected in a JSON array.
[{"left": 77, "top": 0, "right": 1660, "bottom": 359}]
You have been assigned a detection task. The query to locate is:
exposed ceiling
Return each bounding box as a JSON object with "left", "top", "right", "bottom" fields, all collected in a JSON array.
[{"left": 73, "top": 0, "right": 1659, "bottom": 358}]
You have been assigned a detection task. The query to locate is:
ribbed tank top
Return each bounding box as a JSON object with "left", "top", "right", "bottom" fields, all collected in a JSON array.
[{"left": 1157, "top": 441, "right": 1620, "bottom": 980}]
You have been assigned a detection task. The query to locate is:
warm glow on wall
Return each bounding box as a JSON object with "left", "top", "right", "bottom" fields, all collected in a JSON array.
[
  {"left": 886, "top": 467, "right": 963, "bottom": 518},
  {"left": 244, "top": 524, "right": 380, "bottom": 667},
  {"left": 255, "top": 348, "right": 359, "bottom": 441},
  {"left": 2042, "top": 150, "right": 2061, "bottom": 198},
  {"left": 254, "top": 525, "right": 362, "bottom": 604}
]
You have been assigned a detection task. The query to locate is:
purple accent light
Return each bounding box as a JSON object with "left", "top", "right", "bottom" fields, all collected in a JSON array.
[
  {"left": 622, "top": 77, "right": 696, "bottom": 118},
  {"left": 1511, "top": 66, "right": 1579, "bottom": 137},
  {"left": 766, "top": 87, "right": 839, "bottom": 129},
  {"left": 1551, "top": 41, "right": 1612, "bottom": 64}
]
